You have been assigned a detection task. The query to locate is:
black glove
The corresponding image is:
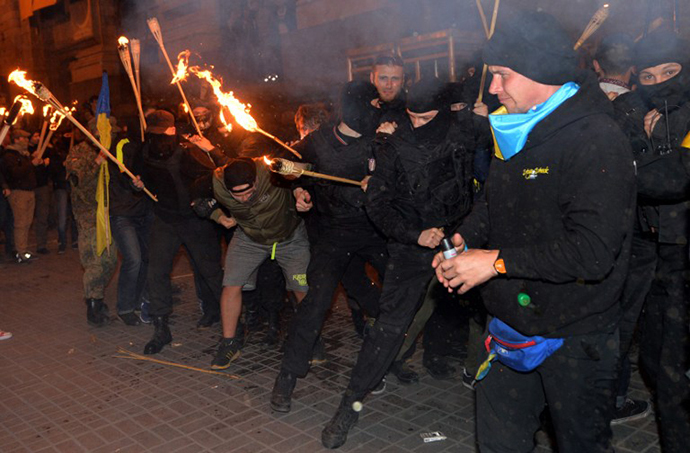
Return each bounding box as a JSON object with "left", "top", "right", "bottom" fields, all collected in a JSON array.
[{"left": 191, "top": 198, "right": 218, "bottom": 218}]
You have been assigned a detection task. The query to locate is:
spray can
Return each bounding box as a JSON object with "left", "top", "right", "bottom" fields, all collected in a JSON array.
[{"left": 440, "top": 238, "right": 457, "bottom": 260}]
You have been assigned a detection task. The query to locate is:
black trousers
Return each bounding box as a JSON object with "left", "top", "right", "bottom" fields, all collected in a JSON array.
[
  {"left": 638, "top": 243, "right": 690, "bottom": 453},
  {"left": 281, "top": 222, "right": 387, "bottom": 377},
  {"left": 615, "top": 231, "right": 657, "bottom": 403},
  {"left": 477, "top": 330, "right": 620, "bottom": 453},
  {"left": 147, "top": 215, "right": 223, "bottom": 317},
  {"left": 346, "top": 242, "right": 435, "bottom": 397}
]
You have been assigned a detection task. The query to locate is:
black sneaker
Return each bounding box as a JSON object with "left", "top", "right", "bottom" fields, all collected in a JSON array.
[
  {"left": 211, "top": 337, "right": 242, "bottom": 370},
  {"left": 389, "top": 360, "right": 419, "bottom": 385},
  {"left": 424, "top": 356, "right": 456, "bottom": 380},
  {"left": 15, "top": 252, "right": 34, "bottom": 264},
  {"left": 119, "top": 312, "right": 141, "bottom": 326},
  {"left": 309, "top": 337, "right": 327, "bottom": 365},
  {"left": 370, "top": 377, "right": 386, "bottom": 395},
  {"left": 322, "top": 396, "right": 360, "bottom": 449},
  {"left": 462, "top": 368, "right": 476, "bottom": 391},
  {"left": 611, "top": 398, "right": 652, "bottom": 425}
]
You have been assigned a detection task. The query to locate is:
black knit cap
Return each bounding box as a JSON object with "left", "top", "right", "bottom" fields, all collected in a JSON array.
[
  {"left": 146, "top": 110, "right": 175, "bottom": 134},
  {"left": 634, "top": 29, "right": 689, "bottom": 71},
  {"left": 406, "top": 78, "right": 448, "bottom": 113},
  {"left": 483, "top": 9, "right": 578, "bottom": 85},
  {"left": 224, "top": 158, "right": 256, "bottom": 193}
]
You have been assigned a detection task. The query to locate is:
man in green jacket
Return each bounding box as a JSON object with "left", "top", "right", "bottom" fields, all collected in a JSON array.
[{"left": 206, "top": 157, "right": 310, "bottom": 369}]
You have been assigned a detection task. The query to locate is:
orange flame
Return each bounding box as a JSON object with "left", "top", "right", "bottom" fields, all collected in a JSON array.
[
  {"left": 263, "top": 156, "right": 272, "bottom": 166},
  {"left": 0, "top": 108, "right": 5, "bottom": 117},
  {"left": 191, "top": 68, "right": 258, "bottom": 132},
  {"left": 218, "top": 110, "right": 233, "bottom": 133},
  {"left": 171, "top": 50, "right": 190, "bottom": 85},
  {"left": 118, "top": 36, "right": 129, "bottom": 47},
  {"left": 8, "top": 70, "right": 38, "bottom": 96},
  {"left": 13, "top": 95, "right": 34, "bottom": 115},
  {"left": 49, "top": 106, "right": 74, "bottom": 130},
  {"left": 181, "top": 103, "right": 189, "bottom": 114},
  {"left": 42, "top": 105, "right": 51, "bottom": 117}
]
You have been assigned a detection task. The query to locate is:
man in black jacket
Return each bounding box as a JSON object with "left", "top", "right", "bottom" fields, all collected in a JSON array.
[
  {"left": 613, "top": 30, "right": 690, "bottom": 452},
  {"left": 320, "top": 78, "right": 474, "bottom": 449},
  {"left": 434, "top": 10, "right": 635, "bottom": 453},
  {"left": 135, "top": 110, "right": 227, "bottom": 354},
  {"left": 270, "top": 81, "right": 388, "bottom": 414}
]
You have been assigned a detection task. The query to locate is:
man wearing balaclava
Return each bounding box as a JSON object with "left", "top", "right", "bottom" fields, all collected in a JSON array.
[
  {"left": 434, "top": 9, "right": 635, "bottom": 453},
  {"left": 269, "top": 81, "right": 388, "bottom": 414},
  {"left": 319, "top": 77, "right": 475, "bottom": 449},
  {"left": 612, "top": 29, "right": 690, "bottom": 452},
  {"left": 135, "top": 110, "right": 228, "bottom": 355}
]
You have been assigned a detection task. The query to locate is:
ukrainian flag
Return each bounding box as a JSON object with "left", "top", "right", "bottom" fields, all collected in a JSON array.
[{"left": 95, "top": 72, "right": 112, "bottom": 256}]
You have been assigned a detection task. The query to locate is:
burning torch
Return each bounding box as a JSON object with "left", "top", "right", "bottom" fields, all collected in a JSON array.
[
  {"left": 35, "top": 107, "right": 74, "bottom": 160},
  {"left": 574, "top": 4, "right": 610, "bottom": 50},
  {"left": 264, "top": 157, "right": 363, "bottom": 187},
  {"left": 173, "top": 58, "right": 302, "bottom": 159},
  {"left": 118, "top": 36, "right": 147, "bottom": 141},
  {"left": 147, "top": 18, "right": 203, "bottom": 137},
  {"left": 36, "top": 104, "right": 52, "bottom": 156},
  {"left": 0, "top": 95, "right": 34, "bottom": 145},
  {"left": 8, "top": 70, "right": 157, "bottom": 202}
]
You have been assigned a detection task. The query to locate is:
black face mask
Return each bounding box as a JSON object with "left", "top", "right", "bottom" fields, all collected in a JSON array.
[
  {"left": 148, "top": 134, "right": 178, "bottom": 160},
  {"left": 637, "top": 70, "right": 690, "bottom": 111},
  {"left": 411, "top": 109, "right": 451, "bottom": 144}
]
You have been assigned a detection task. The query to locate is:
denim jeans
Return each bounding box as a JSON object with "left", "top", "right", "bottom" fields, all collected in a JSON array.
[{"left": 110, "top": 212, "right": 154, "bottom": 314}]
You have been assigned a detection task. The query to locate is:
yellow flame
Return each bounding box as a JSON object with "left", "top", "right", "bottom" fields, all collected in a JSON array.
[
  {"left": 0, "top": 107, "right": 6, "bottom": 117},
  {"left": 8, "top": 70, "right": 38, "bottom": 96},
  {"left": 182, "top": 103, "right": 189, "bottom": 114},
  {"left": 171, "top": 50, "right": 190, "bottom": 84},
  {"left": 13, "top": 95, "right": 34, "bottom": 115},
  {"left": 43, "top": 104, "right": 50, "bottom": 117},
  {"left": 263, "top": 156, "right": 272, "bottom": 166},
  {"left": 118, "top": 36, "right": 129, "bottom": 47},
  {"left": 219, "top": 110, "right": 233, "bottom": 132},
  {"left": 191, "top": 68, "right": 258, "bottom": 132}
]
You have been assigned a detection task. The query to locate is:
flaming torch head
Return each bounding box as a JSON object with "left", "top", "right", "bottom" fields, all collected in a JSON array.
[
  {"left": 171, "top": 50, "right": 191, "bottom": 84},
  {"left": 42, "top": 104, "right": 51, "bottom": 118},
  {"left": 4, "top": 95, "right": 30, "bottom": 126},
  {"left": 8, "top": 70, "right": 39, "bottom": 97},
  {"left": 118, "top": 36, "right": 130, "bottom": 49},
  {"left": 263, "top": 156, "right": 295, "bottom": 175}
]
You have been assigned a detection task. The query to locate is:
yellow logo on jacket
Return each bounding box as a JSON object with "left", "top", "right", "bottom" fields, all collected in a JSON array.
[{"left": 523, "top": 167, "right": 549, "bottom": 180}]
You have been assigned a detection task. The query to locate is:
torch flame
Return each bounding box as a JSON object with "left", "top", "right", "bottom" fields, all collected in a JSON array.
[
  {"left": 182, "top": 103, "right": 189, "bottom": 114},
  {"left": 118, "top": 36, "right": 129, "bottom": 47},
  {"left": 13, "top": 95, "right": 34, "bottom": 116},
  {"left": 191, "top": 68, "right": 258, "bottom": 132},
  {"left": 263, "top": 156, "right": 272, "bottom": 166},
  {"left": 0, "top": 108, "right": 5, "bottom": 117},
  {"left": 43, "top": 105, "right": 50, "bottom": 117},
  {"left": 8, "top": 70, "right": 38, "bottom": 96},
  {"left": 219, "top": 110, "right": 233, "bottom": 133},
  {"left": 171, "top": 50, "right": 190, "bottom": 84}
]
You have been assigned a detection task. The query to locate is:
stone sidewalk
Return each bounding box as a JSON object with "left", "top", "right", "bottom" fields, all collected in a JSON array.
[{"left": 0, "top": 241, "right": 661, "bottom": 452}]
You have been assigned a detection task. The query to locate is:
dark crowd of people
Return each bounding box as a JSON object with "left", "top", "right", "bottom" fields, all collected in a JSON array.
[{"left": 1, "top": 8, "right": 689, "bottom": 452}]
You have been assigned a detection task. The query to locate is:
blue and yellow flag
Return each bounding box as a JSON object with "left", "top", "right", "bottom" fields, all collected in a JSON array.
[{"left": 95, "top": 72, "right": 112, "bottom": 256}]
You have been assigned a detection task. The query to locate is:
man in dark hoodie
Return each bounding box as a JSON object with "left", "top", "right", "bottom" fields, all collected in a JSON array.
[
  {"left": 319, "top": 77, "right": 474, "bottom": 449},
  {"left": 434, "top": 10, "right": 635, "bottom": 453},
  {"left": 270, "top": 81, "right": 388, "bottom": 413},
  {"left": 612, "top": 29, "right": 690, "bottom": 452},
  {"left": 135, "top": 110, "right": 227, "bottom": 355}
]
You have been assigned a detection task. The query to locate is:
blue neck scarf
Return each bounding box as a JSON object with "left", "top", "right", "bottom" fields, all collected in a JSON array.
[{"left": 489, "top": 82, "right": 580, "bottom": 161}]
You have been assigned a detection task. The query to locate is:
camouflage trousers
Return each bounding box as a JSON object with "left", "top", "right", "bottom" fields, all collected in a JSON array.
[{"left": 77, "top": 224, "right": 118, "bottom": 300}]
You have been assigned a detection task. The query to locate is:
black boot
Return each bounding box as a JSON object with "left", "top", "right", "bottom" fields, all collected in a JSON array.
[
  {"left": 270, "top": 370, "right": 297, "bottom": 412},
  {"left": 389, "top": 360, "right": 419, "bottom": 385},
  {"left": 197, "top": 310, "right": 220, "bottom": 329},
  {"left": 322, "top": 390, "right": 360, "bottom": 449},
  {"left": 144, "top": 316, "right": 172, "bottom": 354},
  {"left": 86, "top": 298, "right": 109, "bottom": 327}
]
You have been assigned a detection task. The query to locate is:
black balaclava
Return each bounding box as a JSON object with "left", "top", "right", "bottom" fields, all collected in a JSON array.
[
  {"left": 224, "top": 158, "right": 257, "bottom": 192},
  {"left": 483, "top": 8, "right": 578, "bottom": 86},
  {"left": 407, "top": 78, "right": 451, "bottom": 144},
  {"left": 339, "top": 81, "right": 380, "bottom": 137},
  {"left": 634, "top": 29, "right": 690, "bottom": 111},
  {"left": 147, "top": 133, "right": 178, "bottom": 160}
]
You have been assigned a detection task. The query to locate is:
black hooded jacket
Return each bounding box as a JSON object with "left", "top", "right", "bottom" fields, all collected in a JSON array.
[
  {"left": 613, "top": 89, "right": 690, "bottom": 244},
  {"left": 365, "top": 114, "right": 475, "bottom": 245},
  {"left": 295, "top": 124, "right": 373, "bottom": 222},
  {"left": 459, "top": 71, "right": 636, "bottom": 338}
]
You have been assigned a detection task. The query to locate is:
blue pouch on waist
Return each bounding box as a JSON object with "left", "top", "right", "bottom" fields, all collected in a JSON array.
[{"left": 476, "top": 318, "right": 564, "bottom": 379}]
